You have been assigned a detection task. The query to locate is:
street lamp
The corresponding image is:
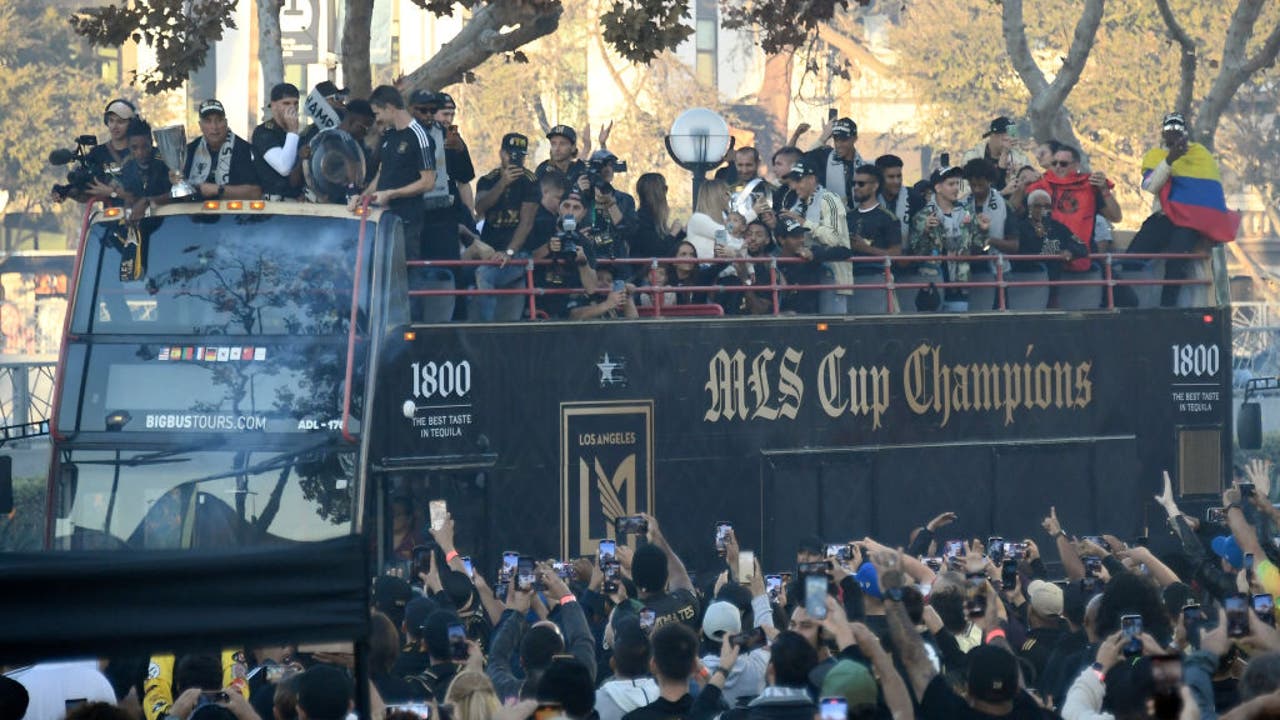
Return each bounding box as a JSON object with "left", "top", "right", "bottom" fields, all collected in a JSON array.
[{"left": 665, "top": 108, "right": 732, "bottom": 208}]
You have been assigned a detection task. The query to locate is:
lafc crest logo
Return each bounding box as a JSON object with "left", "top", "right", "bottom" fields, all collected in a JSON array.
[{"left": 561, "top": 401, "right": 653, "bottom": 558}]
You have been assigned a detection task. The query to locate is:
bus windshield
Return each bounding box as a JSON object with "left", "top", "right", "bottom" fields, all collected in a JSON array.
[
  {"left": 75, "top": 213, "right": 370, "bottom": 336},
  {"left": 53, "top": 444, "right": 355, "bottom": 551}
]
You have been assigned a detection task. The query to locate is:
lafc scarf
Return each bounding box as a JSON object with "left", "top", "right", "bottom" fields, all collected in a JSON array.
[{"left": 187, "top": 133, "right": 238, "bottom": 186}]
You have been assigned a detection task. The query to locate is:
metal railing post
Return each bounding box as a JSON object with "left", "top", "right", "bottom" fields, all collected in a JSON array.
[
  {"left": 996, "top": 257, "right": 1007, "bottom": 311},
  {"left": 770, "top": 259, "right": 780, "bottom": 316},
  {"left": 525, "top": 258, "right": 537, "bottom": 319},
  {"left": 1104, "top": 253, "right": 1115, "bottom": 309}
]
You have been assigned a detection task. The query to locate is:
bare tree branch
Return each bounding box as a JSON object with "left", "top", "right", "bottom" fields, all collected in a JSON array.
[
  {"left": 257, "top": 0, "right": 284, "bottom": 94},
  {"left": 1002, "top": 0, "right": 1102, "bottom": 148},
  {"left": 342, "top": 0, "right": 374, "bottom": 98},
  {"left": 816, "top": 22, "right": 892, "bottom": 77},
  {"left": 1041, "top": 0, "right": 1105, "bottom": 111},
  {"left": 1001, "top": 0, "right": 1049, "bottom": 98},
  {"left": 1196, "top": 0, "right": 1280, "bottom": 150},
  {"left": 403, "top": 0, "right": 564, "bottom": 91},
  {"left": 1154, "top": 0, "right": 1196, "bottom": 119}
]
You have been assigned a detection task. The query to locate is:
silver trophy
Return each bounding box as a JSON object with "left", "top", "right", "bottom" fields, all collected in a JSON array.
[{"left": 154, "top": 124, "right": 194, "bottom": 198}]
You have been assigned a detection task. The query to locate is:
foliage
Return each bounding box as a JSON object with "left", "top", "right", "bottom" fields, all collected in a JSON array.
[
  {"left": 722, "top": 0, "right": 870, "bottom": 55},
  {"left": 0, "top": 0, "right": 119, "bottom": 219},
  {"left": 600, "top": 0, "right": 694, "bottom": 64},
  {"left": 70, "top": 0, "right": 236, "bottom": 94}
]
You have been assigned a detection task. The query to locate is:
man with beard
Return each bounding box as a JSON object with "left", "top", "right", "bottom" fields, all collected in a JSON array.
[{"left": 182, "top": 99, "right": 262, "bottom": 201}]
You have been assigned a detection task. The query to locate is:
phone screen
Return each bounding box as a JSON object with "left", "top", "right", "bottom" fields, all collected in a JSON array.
[
  {"left": 1227, "top": 593, "right": 1250, "bottom": 637},
  {"left": 429, "top": 500, "right": 447, "bottom": 532},
  {"left": 1001, "top": 560, "right": 1018, "bottom": 591},
  {"left": 1182, "top": 603, "right": 1202, "bottom": 630},
  {"left": 461, "top": 556, "right": 474, "bottom": 578},
  {"left": 987, "top": 537, "right": 1005, "bottom": 561},
  {"left": 820, "top": 697, "right": 847, "bottom": 720},
  {"left": 1254, "top": 594, "right": 1276, "bottom": 625},
  {"left": 805, "top": 574, "right": 828, "bottom": 620},
  {"left": 1083, "top": 556, "right": 1102, "bottom": 577},
  {"left": 944, "top": 540, "right": 964, "bottom": 558},
  {"left": 639, "top": 608, "right": 656, "bottom": 632},
  {"left": 715, "top": 522, "right": 732, "bottom": 552},
  {"left": 1121, "top": 614, "right": 1143, "bottom": 655},
  {"left": 739, "top": 550, "right": 755, "bottom": 583},
  {"left": 766, "top": 574, "right": 782, "bottom": 600},
  {"left": 517, "top": 556, "right": 536, "bottom": 591},
  {"left": 598, "top": 539, "right": 617, "bottom": 563},
  {"left": 501, "top": 551, "right": 519, "bottom": 581},
  {"left": 448, "top": 622, "right": 468, "bottom": 660}
]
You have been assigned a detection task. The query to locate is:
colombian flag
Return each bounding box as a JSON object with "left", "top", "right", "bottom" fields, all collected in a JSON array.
[{"left": 1142, "top": 144, "right": 1240, "bottom": 243}]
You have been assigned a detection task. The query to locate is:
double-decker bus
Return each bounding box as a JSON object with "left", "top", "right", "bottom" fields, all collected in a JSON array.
[{"left": 36, "top": 201, "right": 1232, "bottom": 580}]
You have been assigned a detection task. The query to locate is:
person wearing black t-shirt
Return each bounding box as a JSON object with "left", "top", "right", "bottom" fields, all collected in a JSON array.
[
  {"left": 847, "top": 165, "right": 902, "bottom": 275},
  {"left": 473, "top": 133, "right": 540, "bottom": 321},
  {"left": 614, "top": 514, "right": 699, "bottom": 632},
  {"left": 356, "top": 86, "right": 437, "bottom": 318},
  {"left": 772, "top": 218, "right": 855, "bottom": 315},
  {"left": 529, "top": 172, "right": 569, "bottom": 255},
  {"left": 183, "top": 99, "right": 262, "bottom": 201},
  {"left": 116, "top": 118, "right": 172, "bottom": 218},
  {"left": 84, "top": 98, "right": 137, "bottom": 206},
  {"left": 536, "top": 124, "right": 587, "bottom": 184},
  {"left": 434, "top": 93, "right": 477, "bottom": 222},
  {"left": 533, "top": 190, "right": 599, "bottom": 319},
  {"left": 251, "top": 83, "right": 304, "bottom": 200}
]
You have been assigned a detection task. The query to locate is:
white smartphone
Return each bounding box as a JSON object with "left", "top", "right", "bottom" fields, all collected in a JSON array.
[
  {"left": 738, "top": 550, "right": 756, "bottom": 584},
  {"left": 429, "top": 500, "right": 447, "bottom": 532}
]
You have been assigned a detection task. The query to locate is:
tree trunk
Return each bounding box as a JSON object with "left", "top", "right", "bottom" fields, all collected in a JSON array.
[
  {"left": 342, "top": 0, "right": 374, "bottom": 99},
  {"left": 1154, "top": 0, "right": 1197, "bottom": 120},
  {"left": 756, "top": 50, "right": 793, "bottom": 160},
  {"left": 402, "top": 0, "right": 563, "bottom": 92},
  {"left": 257, "top": 0, "right": 285, "bottom": 95},
  {"left": 1192, "top": 0, "right": 1280, "bottom": 151},
  {"left": 1002, "top": 0, "right": 1104, "bottom": 149}
]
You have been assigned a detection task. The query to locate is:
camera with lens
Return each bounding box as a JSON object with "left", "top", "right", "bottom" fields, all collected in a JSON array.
[
  {"left": 585, "top": 168, "right": 613, "bottom": 195},
  {"left": 554, "top": 215, "right": 585, "bottom": 261},
  {"left": 49, "top": 135, "right": 111, "bottom": 201}
]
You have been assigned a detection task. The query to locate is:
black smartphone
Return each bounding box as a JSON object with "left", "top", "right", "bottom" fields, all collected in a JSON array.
[
  {"left": 1121, "top": 614, "right": 1143, "bottom": 656},
  {"left": 516, "top": 556, "right": 536, "bottom": 592},
  {"left": 715, "top": 521, "right": 733, "bottom": 555},
  {"left": 411, "top": 545, "right": 433, "bottom": 579},
  {"left": 1182, "top": 602, "right": 1202, "bottom": 631},
  {"left": 939, "top": 152, "right": 951, "bottom": 168},
  {"left": 827, "top": 108, "right": 838, "bottom": 123},
  {"left": 603, "top": 560, "right": 621, "bottom": 593},
  {"left": 1254, "top": 593, "right": 1276, "bottom": 626},
  {"left": 1240, "top": 481, "right": 1257, "bottom": 498},
  {"left": 1246, "top": 552, "right": 1256, "bottom": 582},
  {"left": 615, "top": 515, "right": 649, "bottom": 535},
  {"left": 1227, "top": 593, "right": 1250, "bottom": 638},
  {"left": 1083, "top": 556, "right": 1102, "bottom": 578},
  {"left": 1206, "top": 507, "right": 1227, "bottom": 524},
  {"left": 1001, "top": 559, "right": 1018, "bottom": 591},
  {"left": 448, "top": 622, "right": 468, "bottom": 661},
  {"left": 730, "top": 626, "right": 766, "bottom": 650},
  {"left": 987, "top": 537, "right": 1005, "bottom": 563},
  {"left": 805, "top": 574, "right": 828, "bottom": 620}
]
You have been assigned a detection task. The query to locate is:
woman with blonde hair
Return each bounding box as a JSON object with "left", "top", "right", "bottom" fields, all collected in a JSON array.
[
  {"left": 685, "top": 179, "right": 731, "bottom": 258},
  {"left": 443, "top": 670, "right": 499, "bottom": 720}
]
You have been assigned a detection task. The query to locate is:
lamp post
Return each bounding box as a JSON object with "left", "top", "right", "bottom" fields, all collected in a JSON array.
[{"left": 664, "top": 108, "right": 733, "bottom": 209}]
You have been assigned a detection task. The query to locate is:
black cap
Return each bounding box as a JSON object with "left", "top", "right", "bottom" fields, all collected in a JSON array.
[
  {"left": 270, "top": 83, "right": 300, "bottom": 102},
  {"left": 198, "top": 99, "right": 226, "bottom": 117},
  {"left": 437, "top": 92, "right": 456, "bottom": 109},
  {"left": 314, "top": 81, "right": 342, "bottom": 98},
  {"left": 547, "top": 124, "right": 577, "bottom": 144},
  {"left": 409, "top": 89, "right": 439, "bottom": 108},
  {"left": 982, "top": 116, "right": 1015, "bottom": 138},
  {"left": 930, "top": 165, "right": 964, "bottom": 186},
  {"left": 778, "top": 218, "right": 808, "bottom": 236},
  {"left": 373, "top": 576, "right": 413, "bottom": 620},
  {"left": 1162, "top": 112, "right": 1188, "bottom": 133},
  {"left": 783, "top": 160, "right": 817, "bottom": 181},
  {"left": 502, "top": 132, "right": 530, "bottom": 153},
  {"left": 831, "top": 118, "right": 858, "bottom": 138},
  {"left": 967, "top": 645, "right": 1019, "bottom": 703}
]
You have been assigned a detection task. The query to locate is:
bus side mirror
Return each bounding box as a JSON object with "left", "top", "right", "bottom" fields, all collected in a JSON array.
[
  {"left": 56, "top": 463, "right": 78, "bottom": 519},
  {"left": 1239, "top": 401, "right": 1263, "bottom": 450},
  {"left": 0, "top": 456, "right": 11, "bottom": 515}
]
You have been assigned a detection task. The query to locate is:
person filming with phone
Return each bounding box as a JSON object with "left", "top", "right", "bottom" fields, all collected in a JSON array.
[{"left": 615, "top": 514, "right": 698, "bottom": 632}]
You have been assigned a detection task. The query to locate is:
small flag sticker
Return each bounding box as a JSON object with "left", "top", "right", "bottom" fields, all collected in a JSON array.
[
  {"left": 217, "top": 347, "right": 230, "bottom": 362},
  {"left": 158, "top": 348, "right": 170, "bottom": 361},
  {"left": 242, "top": 347, "right": 254, "bottom": 361},
  {"left": 184, "top": 347, "right": 195, "bottom": 361},
  {"left": 254, "top": 347, "right": 267, "bottom": 361},
  {"left": 204, "top": 348, "right": 218, "bottom": 361}
]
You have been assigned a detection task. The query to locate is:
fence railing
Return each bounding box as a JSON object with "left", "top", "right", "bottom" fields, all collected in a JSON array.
[
  {"left": 0, "top": 356, "right": 56, "bottom": 443},
  {"left": 404, "top": 252, "right": 1212, "bottom": 320}
]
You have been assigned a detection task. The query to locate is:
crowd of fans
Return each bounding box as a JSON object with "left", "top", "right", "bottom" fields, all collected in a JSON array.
[
  {"left": 10, "top": 460, "right": 1280, "bottom": 720},
  {"left": 72, "top": 85, "right": 1222, "bottom": 321}
]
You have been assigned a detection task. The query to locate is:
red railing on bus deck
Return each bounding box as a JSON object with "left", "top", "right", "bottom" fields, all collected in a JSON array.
[
  {"left": 340, "top": 198, "right": 373, "bottom": 444},
  {"left": 403, "top": 252, "right": 1212, "bottom": 316}
]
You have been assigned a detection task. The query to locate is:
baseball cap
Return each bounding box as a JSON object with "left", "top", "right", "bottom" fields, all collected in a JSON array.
[
  {"left": 983, "top": 116, "right": 1015, "bottom": 138},
  {"left": 409, "top": 89, "right": 440, "bottom": 108},
  {"left": 547, "top": 124, "right": 578, "bottom": 144},
  {"left": 403, "top": 595, "right": 437, "bottom": 637},
  {"left": 562, "top": 189, "right": 588, "bottom": 206},
  {"left": 854, "top": 562, "right": 882, "bottom": 599},
  {"left": 270, "top": 83, "right": 300, "bottom": 102},
  {"left": 1212, "top": 535, "right": 1244, "bottom": 569},
  {"left": 783, "top": 160, "right": 817, "bottom": 181},
  {"left": 831, "top": 118, "right": 858, "bottom": 138},
  {"left": 104, "top": 98, "right": 136, "bottom": 121},
  {"left": 701, "top": 600, "right": 742, "bottom": 641},
  {"left": 777, "top": 218, "right": 808, "bottom": 236},
  {"left": 314, "top": 81, "right": 342, "bottom": 98},
  {"left": 819, "top": 660, "right": 879, "bottom": 708},
  {"left": 930, "top": 165, "right": 963, "bottom": 186},
  {"left": 1162, "top": 112, "right": 1188, "bottom": 133},
  {"left": 198, "top": 99, "right": 226, "bottom": 117},
  {"left": 502, "top": 133, "right": 530, "bottom": 154},
  {"left": 373, "top": 575, "right": 412, "bottom": 619},
  {"left": 437, "top": 92, "right": 456, "bottom": 109},
  {"left": 1026, "top": 579, "right": 1063, "bottom": 617},
  {"left": 967, "top": 645, "right": 1019, "bottom": 703}
]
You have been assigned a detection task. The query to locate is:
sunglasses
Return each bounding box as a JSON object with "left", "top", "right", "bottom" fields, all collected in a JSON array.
[{"left": 1052, "top": 160, "right": 1073, "bottom": 168}]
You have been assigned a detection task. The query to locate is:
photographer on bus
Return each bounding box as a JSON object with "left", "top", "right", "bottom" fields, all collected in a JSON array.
[
  {"left": 574, "top": 150, "right": 635, "bottom": 261},
  {"left": 532, "top": 190, "right": 599, "bottom": 318}
]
